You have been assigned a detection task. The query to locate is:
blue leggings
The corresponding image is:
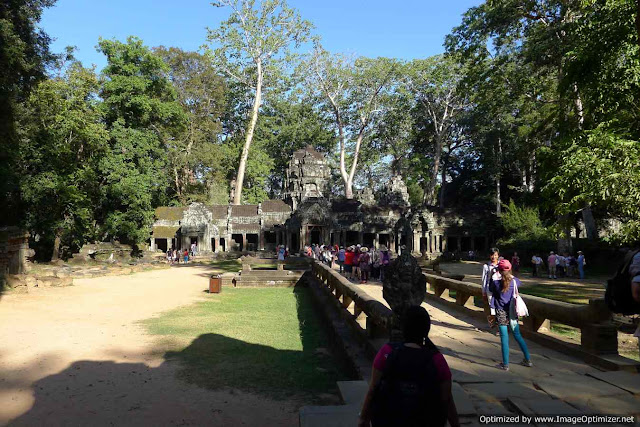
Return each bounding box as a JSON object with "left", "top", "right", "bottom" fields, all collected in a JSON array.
[{"left": 499, "top": 323, "right": 530, "bottom": 365}]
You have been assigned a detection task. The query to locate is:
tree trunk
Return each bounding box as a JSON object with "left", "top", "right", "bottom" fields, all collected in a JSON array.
[
  {"left": 52, "top": 229, "right": 62, "bottom": 261},
  {"left": 582, "top": 203, "right": 598, "bottom": 240},
  {"left": 343, "top": 127, "right": 366, "bottom": 200},
  {"left": 233, "top": 60, "right": 263, "bottom": 205},
  {"left": 573, "top": 83, "right": 585, "bottom": 130},
  {"left": 426, "top": 134, "right": 443, "bottom": 205},
  {"left": 495, "top": 137, "right": 503, "bottom": 216},
  {"left": 439, "top": 162, "right": 446, "bottom": 209}
]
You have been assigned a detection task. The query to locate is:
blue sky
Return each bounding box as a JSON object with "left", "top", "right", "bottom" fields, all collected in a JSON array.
[{"left": 41, "top": 0, "right": 481, "bottom": 71}]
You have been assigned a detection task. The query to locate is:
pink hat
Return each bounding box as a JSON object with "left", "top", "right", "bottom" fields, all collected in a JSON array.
[{"left": 498, "top": 259, "right": 512, "bottom": 271}]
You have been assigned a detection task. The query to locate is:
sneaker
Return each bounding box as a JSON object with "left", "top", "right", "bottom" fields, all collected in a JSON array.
[
  {"left": 496, "top": 363, "right": 509, "bottom": 371},
  {"left": 520, "top": 359, "right": 533, "bottom": 367}
]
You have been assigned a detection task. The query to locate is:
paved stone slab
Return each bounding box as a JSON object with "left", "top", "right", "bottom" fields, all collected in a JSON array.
[
  {"left": 464, "top": 382, "right": 547, "bottom": 401},
  {"left": 565, "top": 394, "right": 640, "bottom": 417},
  {"left": 508, "top": 396, "right": 582, "bottom": 416},
  {"left": 473, "top": 400, "right": 515, "bottom": 415},
  {"left": 534, "top": 374, "right": 631, "bottom": 399},
  {"left": 337, "top": 381, "right": 368, "bottom": 406},
  {"left": 587, "top": 371, "right": 640, "bottom": 395},
  {"left": 453, "top": 382, "right": 477, "bottom": 416},
  {"left": 299, "top": 404, "right": 359, "bottom": 427}
]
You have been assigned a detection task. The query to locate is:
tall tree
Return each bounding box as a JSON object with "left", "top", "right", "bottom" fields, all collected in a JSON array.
[
  {"left": 97, "top": 37, "right": 184, "bottom": 245},
  {"left": 0, "top": 0, "right": 57, "bottom": 225},
  {"left": 206, "top": 0, "right": 311, "bottom": 204},
  {"left": 306, "top": 45, "right": 398, "bottom": 199},
  {"left": 404, "top": 55, "right": 467, "bottom": 206},
  {"left": 154, "top": 47, "right": 227, "bottom": 204},
  {"left": 18, "top": 62, "right": 108, "bottom": 259}
]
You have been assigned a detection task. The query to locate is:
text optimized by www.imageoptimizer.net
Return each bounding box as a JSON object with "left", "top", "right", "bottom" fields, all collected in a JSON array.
[{"left": 478, "top": 415, "right": 636, "bottom": 425}]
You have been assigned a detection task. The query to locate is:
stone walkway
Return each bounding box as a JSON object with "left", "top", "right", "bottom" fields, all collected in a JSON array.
[{"left": 357, "top": 283, "right": 640, "bottom": 423}]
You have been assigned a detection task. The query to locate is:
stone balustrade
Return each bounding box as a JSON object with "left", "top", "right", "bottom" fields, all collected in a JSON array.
[
  {"left": 239, "top": 255, "right": 311, "bottom": 271},
  {"left": 311, "top": 261, "right": 392, "bottom": 351},
  {"left": 422, "top": 272, "right": 617, "bottom": 356}
]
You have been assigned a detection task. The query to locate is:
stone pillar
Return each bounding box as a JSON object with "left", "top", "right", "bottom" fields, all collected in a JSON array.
[
  {"left": 442, "top": 235, "right": 447, "bottom": 252},
  {"left": 259, "top": 231, "right": 265, "bottom": 251},
  {"left": 150, "top": 237, "right": 155, "bottom": 252},
  {"left": 413, "top": 232, "right": 420, "bottom": 254},
  {"left": 286, "top": 232, "right": 292, "bottom": 250},
  {"left": 242, "top": 233, "right": 247, "bottom": 251},
  {"left": 226, "top": 234, "right": 232, "bottom": 252},
  {"left": 168, "top": 238, "right": 173, "bottom": 250},
  {"left": 374, "top": 233, "right": 379, "bottom": 249}
]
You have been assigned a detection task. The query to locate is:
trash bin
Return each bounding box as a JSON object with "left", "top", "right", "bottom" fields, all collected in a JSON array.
[{"left": 209, "top": 274, "right": 222, "bottom": 293}]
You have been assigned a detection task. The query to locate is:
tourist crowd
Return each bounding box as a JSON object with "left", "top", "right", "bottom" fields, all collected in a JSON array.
[
  {"left": 530, "top": 250, "right": 586, "bottom": 279},
  {"left": 303, "top": 243, "right": 391, "bottom": 284}
]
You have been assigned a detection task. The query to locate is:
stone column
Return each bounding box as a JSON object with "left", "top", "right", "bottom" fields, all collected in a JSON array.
[
  {"left": 226, "top": 234, "right": 232, "bottom": 252},
  {"left": 242, "top": 233, "right": 247, "bottom": 251},
  {"left": 286, "top": 232, "right": 292, "bottom": 250},
  {"left": 150, "top": 237, "right": 155, "bottom": 252},
  {"left": 259, "top": 231, "right": 265, "bottom": 251},
  {"left": 168, "top": 238, "right": 173, "bottom": 250},
  {"left": 413, "top": 232, "right": 420, "bottom": 254},
  {"left": 374, "top": 233, "right": 379, "bottom": 249},
  {"left": 442, "top": 235, "right": 447, "bottom": 252}
]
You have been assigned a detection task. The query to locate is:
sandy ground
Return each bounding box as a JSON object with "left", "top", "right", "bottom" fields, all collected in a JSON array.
[{"left": 0, "top": 265, "right": 301, "bottom": 427}]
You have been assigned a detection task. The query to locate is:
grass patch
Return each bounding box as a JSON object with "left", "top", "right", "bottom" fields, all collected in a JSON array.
[
  {"left": 549, "top": 322, "right": 581, "bottom": 340},
  {"left": 520, "top": 282, "right": 604, "bottom": 305},
  {"left": 141, "top": 286, "right": 351, "bottom": 401}
]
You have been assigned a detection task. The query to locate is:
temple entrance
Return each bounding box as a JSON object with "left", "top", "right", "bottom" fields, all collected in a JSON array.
[
  {"left": 345, "top": 230, "right": 359, "bottom": 246},
  {"left": 246, "top": 234, "right": 259, "bottom": 251},
  {"left": 420, "top": 237, "right": 428, "bottom": 253},
  {"left": 157, "top": 238, "right": 168, "bottom": 252},
  {"left": 291, "top": 233, "right": 299, "bottom": 252},
  {"left": 308, "top": 225, "right": 323, "bottom": 245},
  {"left": 231, "top": 233, "right": 243, "bottom": 251},
  {"left": 211, "top": 238, "right": 216, "bottom": 252},
  {"left": 363, "top": 232, "right": 375, "bottom": 248}
]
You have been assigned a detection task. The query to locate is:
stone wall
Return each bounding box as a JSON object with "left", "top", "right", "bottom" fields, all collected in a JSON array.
[{"left": 0, "top": 227, "right": 32, "bottom": 275}]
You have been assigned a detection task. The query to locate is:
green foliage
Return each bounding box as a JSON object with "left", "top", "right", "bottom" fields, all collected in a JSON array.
[
  {"left": 499, "top": 200, "right": 552, "bottom": 243},
  {"left": 0, "top": 0, "right": 57, "bottom": 225},
  {"left": 544, "top": 126, "right": 640, "bottom": 244},
  {"left": 154, "top": 47, "right": 228, "bottom": 204},
  {"left": 19, "top": 62, "right": 108, "bottom": 258},
  {"left": 97, "top": 37, "right": 184, "bottom": 245}
]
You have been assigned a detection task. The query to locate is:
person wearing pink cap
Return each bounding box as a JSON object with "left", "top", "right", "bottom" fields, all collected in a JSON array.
[{"left": 488, "top": 259, "right": 532, "bottom": 371}]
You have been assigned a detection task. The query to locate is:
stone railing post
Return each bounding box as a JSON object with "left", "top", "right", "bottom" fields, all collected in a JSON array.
[
  {"left": 580, "top": 299, "right": 617, "bottom": 355},
  {"left": 522, "top": 315, "right": 550, "bottom": 332}
]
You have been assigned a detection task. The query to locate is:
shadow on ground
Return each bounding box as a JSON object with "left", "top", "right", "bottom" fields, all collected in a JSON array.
[{"left": 7, "top": 282, "right": 351, "bottom": 425}]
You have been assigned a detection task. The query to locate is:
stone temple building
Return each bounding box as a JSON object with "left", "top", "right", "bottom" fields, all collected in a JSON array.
[{"left": 151, "top": 146, "right": 492, "bottom": 257}]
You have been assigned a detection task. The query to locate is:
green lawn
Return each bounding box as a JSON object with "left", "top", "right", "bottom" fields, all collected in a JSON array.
[
  {"left": 519, "top": 282, "right": 605, "bottom": 305},
  {"left": 141, "top": 286, "right": 351, "bottom": 401}
]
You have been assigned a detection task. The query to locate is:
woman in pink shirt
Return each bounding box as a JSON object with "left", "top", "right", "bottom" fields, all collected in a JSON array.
[{"left": 358, "top": 306, "right": 459, "bottom": 427}]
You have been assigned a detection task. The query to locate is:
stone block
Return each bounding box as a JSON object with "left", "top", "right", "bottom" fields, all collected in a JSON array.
[
  {"left": 587, "top": 371, "right": 640, "bottom": 395},
  {"left": 580, "top": 323, "right": 618, "bottom": 354}
]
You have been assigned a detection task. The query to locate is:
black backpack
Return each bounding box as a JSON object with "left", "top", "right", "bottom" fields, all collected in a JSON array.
[
  {"left": 371, "top": 344, "right": 447, "bottom": 427},
  {"left": 605, "top": 249, "right": 640, "bottom": 315}
]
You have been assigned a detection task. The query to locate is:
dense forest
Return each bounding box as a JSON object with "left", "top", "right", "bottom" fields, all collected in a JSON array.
[{"left": 2, "top": 0, "right": 639, "bottom": 259}]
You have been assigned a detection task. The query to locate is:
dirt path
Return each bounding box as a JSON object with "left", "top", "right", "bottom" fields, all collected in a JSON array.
[{"left": 0, "top": 265, "right": 300, "bottom": 426}]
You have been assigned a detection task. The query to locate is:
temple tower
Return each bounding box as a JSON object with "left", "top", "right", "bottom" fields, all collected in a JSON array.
[{"left": 283, "top": 146, "right": 330, "bottom": 210}]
